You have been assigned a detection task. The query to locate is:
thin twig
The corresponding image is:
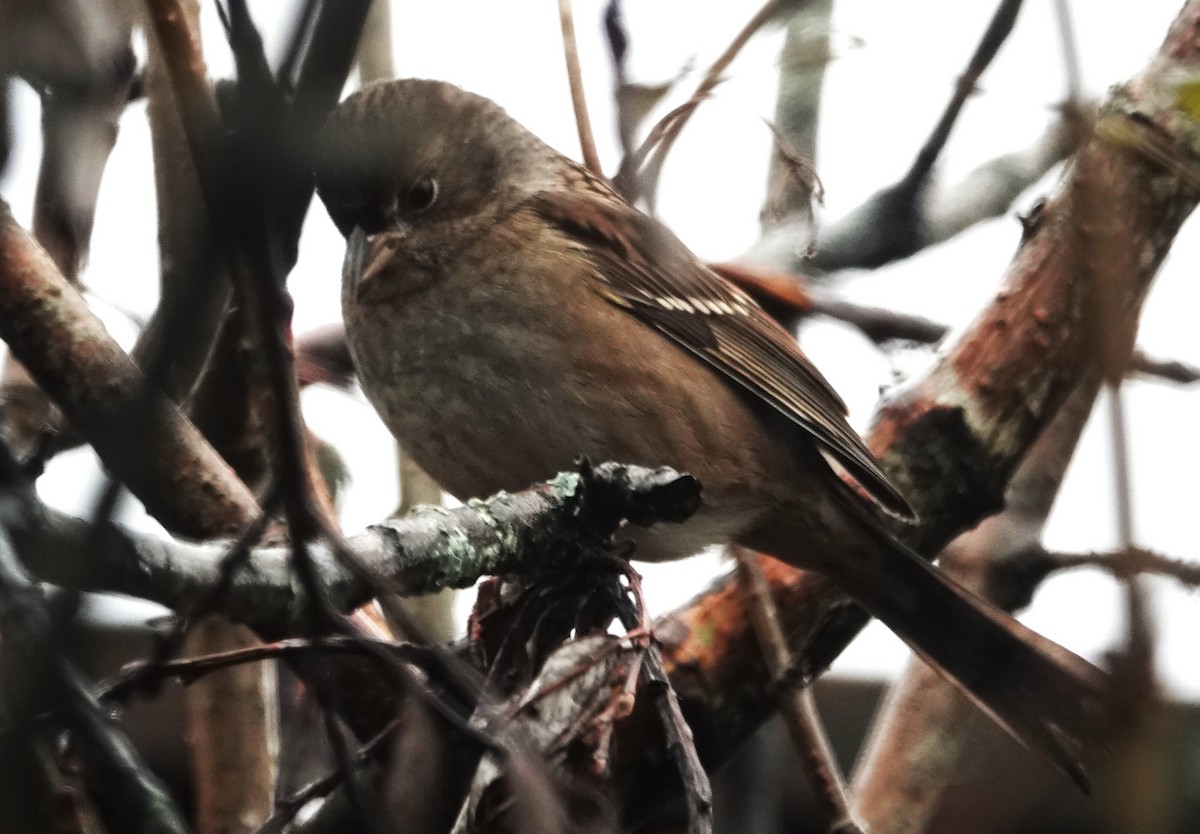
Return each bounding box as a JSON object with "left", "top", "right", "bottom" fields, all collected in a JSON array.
[
  {"left": 611, "top": 98, "right": 704, "bottom": 198},
  {"left": 905, "top": 0, "right": 1025, "bottom": 189},
  {"left": 256, "top": 718, "right": 401, "bottom": 834},
  {"left": 1129, "top": 351, "right": 1200, "bottom": 384},
  {"left": 558, "top": 0, "right": 602, "bottom": 174},
  {"left": 733, "top": 547, "right": 861, "bottom": 834},
  {"left": 623, "top": 0, "right": 786, "bottom": 204},
  {"left": 640, "top": 647, "right": 713, "bottom": 834},
  {"left": 1107, "top": 383, "right": 1158, "bottom": 672},
  {"left": 602, "top": 575, "right": 711, "bottom": 833},
  {"left": 1053, "top": 0, "right": 1082, "bottom": 106},
  {"left": 100, "top": 635, "right": 430, "bottom": 703},
  {"left": 1043, "top": 546, "right": 1200, "bottom": 588},
  {"left": 106, "top": 491, "right": 279, "bottom": 705}
]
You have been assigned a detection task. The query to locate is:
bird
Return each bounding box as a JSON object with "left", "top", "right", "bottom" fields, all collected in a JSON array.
[{"left": 315, "top": 78, "right": 1108, "bottom": 786}]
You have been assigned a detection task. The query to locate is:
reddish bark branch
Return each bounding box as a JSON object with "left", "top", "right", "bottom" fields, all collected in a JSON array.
[
  {"left": 0, "top": 199, "right": 260, "bottom": 537},
  {"left": 849, "top": 382, "right": 1098, "bottom": 833},
  {"left": 644, "top": 1, "right": 1200, "bottom": 811}
]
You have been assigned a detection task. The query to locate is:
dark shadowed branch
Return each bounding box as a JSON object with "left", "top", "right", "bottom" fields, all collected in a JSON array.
[
  {"left": 746, "top": 0, "right": 1084, "bottom": 278},
  {"left": 0, "top": 458, "right": 189, "bottom": 834},
  {"left": 141, "top": 6, "right": 278, "bottom": 832}
]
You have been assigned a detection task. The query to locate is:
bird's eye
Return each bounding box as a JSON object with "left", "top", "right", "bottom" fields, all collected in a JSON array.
[{"left": 407, "top": 176, "right": 439, "bottom": 213}]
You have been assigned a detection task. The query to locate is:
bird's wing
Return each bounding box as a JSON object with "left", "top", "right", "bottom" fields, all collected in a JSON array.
[{"left": 529, "top": 169, "right": 913, "bottom": 518}]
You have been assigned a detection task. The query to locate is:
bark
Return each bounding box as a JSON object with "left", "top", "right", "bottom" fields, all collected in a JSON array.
[{"left": 636, "top": 3, "right": 1200, "bottom": 816}]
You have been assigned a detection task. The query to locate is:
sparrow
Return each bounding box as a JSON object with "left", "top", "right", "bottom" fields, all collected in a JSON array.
[{"left": 315, "top": 79, "right": 1107, "bottom": 784}]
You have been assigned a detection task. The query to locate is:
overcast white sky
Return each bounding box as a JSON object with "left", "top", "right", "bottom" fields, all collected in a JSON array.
[{"left": 2, "top": 0, "right": 1198, "bottom": 696}]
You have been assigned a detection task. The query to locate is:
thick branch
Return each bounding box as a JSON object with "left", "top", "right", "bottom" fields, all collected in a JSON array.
[
  {"left": 849, "top": 382, "right": 1098, "bottom": 833},
  {"left": 640, "top": 0, "right": 1200, "bottom": 813},
  {"left": 0, "top": 198, "right": 260, "bottom": 537},
  {"left": 15, "top": 463, "right": 700, "bottom": 632},
  {"left": 758, "top": 0, "right": 834, "bottom": 243}
]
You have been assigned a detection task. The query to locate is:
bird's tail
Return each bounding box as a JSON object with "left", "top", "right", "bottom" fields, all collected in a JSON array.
[{"left": 830, "top": 528, "right": 1110, "bottom": 791}]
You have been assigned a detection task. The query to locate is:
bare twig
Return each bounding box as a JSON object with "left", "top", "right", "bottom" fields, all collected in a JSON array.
[
  {"left": 102, "top": 637, "right": 433, "bottom": 702},
  {"left": 734, "top": 547, "right": 861, "bottom": 834},
  {"left": 641, "top": 648, "right": 713, "bottom": 834},
  {"left": 623, "top": 0, "right": 788, "bottom": 205},
  {"left": 1033, "top": 545, "right": 1200, "bottom": 588},
  {"left": 771, "top": 0, "right": 1031, "bottom": 274},
  {"left": 558, "top": 0, "right": 601, "bottom": 174},
  {"left": 912, "top": 0, "right": 1026, "bottom": 194},
  {"left": 256, "top": 718, "right": 399, "bottom": 834},
  {"left": 1129, "top": 351, "right": 1200, "bottom": 384},
  {"left": 1053, "top": 0, "right": 1082, "bottom": 106},
  {"left": 105, "top": 492, "right": 279, "bottom": 702},
  {"left": 611, "top": 98, "right": 704, "bottom": 199}
]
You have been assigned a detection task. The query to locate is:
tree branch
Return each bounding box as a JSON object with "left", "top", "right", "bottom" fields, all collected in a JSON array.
[
  {"left": 849, "top": 382, "right": 1098, "bottom": 833},
  {"left": 0, "top": 197, "right": 261, "bottom": 537},
  {"left": 0, "top": 518, "right": 189, "bottom": 834},
  {"left": 630, "top": 2, "right": 1200, "bottom": 818},
  {"left": 13, "top": 462, "right": 700, "bottom": 631}
]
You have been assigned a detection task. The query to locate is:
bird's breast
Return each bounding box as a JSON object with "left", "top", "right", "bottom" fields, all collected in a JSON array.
[{"left": 342, "top": 225, "right": 797, "bottom": 560}]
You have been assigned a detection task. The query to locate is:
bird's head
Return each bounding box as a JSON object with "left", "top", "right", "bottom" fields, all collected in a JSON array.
[{"left": 316, "top": 79, "right": 557, "bottom": 304}]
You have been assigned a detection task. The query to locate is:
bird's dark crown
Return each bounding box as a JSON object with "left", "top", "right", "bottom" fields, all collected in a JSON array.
[{"left": 316, "top": 79, "right": 555, "bottom": 237}]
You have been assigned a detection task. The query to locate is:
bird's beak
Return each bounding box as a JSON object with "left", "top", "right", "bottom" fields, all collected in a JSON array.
[{"left": 344, "top": 223, "right": 411, "bottom": 303}]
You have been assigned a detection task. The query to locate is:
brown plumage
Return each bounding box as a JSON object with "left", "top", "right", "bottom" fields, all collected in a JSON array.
[{"left": 316, "top": 78, "right": 1109, "bottom": 787}]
